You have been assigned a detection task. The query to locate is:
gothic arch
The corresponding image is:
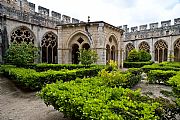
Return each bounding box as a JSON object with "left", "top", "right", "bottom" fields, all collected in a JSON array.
[
  {"left": 68, "top": 32, "right": 91, "bottom": 64},
  {"left": 67, "top": 31, "right": 92, "bottom": 48},
  {"left": 139, "top": 41, "right": 150, "bottom": 52},
  {"left": 106, "top": 35, "right": 118, "bottom": 63},
  {"left": 10, "top": 26, "right": 35, "bottom": 44},
  {"left": 125, "top": 43, "right": 135, "bottom": 60},
  {"left": 41, "top": 32, "right": 58, "bottom": 63},
  {"left": 154, "top": 40, "right": 168, "bottom": 62},
  {"left": 174, "top": 38, "right": 180, "bottom": 62}
]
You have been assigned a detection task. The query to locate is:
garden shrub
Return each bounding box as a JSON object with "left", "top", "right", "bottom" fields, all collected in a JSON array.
[
  {"left": 5, "top": 42, "right": 39, "bottom": 67},
  {"left": 147, "top": 70, "right": 177, "bottom": 85},
  {"left": 142, "top": 63, "right": 180, "bottom": 73},
  {"left": 98, "top": 68, "right": 142, "bottom": 88},
  {"left": 39, "top": 77, "right": 162, "bottom": 120},
  {"left": 124, "top": 61, "right": 154, "bottom": 68},
  {"left": 0, "top": 65, "right": 104, "bottom": 90},
  {"left": 127, "top": 49, "right": 151, "bottom": 62}
]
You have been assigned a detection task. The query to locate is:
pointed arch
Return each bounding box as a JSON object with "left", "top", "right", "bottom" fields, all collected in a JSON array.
[
  {"left": 125, "top": 43, "right": 135, "bottom": 60},
  {"left": 174, "top": 38, "right": 180, "bottom": 62},
  {"left": 41, "top": 31, "right": 58, "bottom": 63},
  {"left": 154, "top": 40, "right": 168, "bottom": 62},
  {"left": 139, "top": 41, "right": 150, "bottom": 52}
]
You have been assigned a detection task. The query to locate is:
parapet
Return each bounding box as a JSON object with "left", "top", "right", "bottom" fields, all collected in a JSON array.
[
  {"left": 38, "top": 6, "right": 49, "bottom": 16},
  {"left": 131, "top": 26, "right": 138, "bottom": 32},
  {"left": 51, "top": 11, "right": 61, "bottom": 20},
  {"left": 29, "top": 2, "right": 35, "bottom": 13},
  {"left": 161, "top": 20, "right": 171, "bottom": 27},
  {"left": 139, "top": 24, "right": 147, "bottom": 31},
  {"left": 174, "top": 18, "right": 180, "bottom": 25},
  {"left": 0, "top": 0, "right": 81, "bottom": 28},
  {"left": 149, "top": 22, "right": 158, "bottom": 29},
  {"left": 62, "top": 15, "right": 71, "bottom": 23}
]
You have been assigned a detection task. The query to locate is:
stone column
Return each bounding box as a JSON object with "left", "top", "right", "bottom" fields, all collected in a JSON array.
[
  {"left": 57, "top": 26, "right": 63, "bottom": 64},
  {"left": 96, "top": 23, "right": 106, "bottom": 65},
  {"left": 168, "top": 35, "right": 173, "bottom": 62},
  {"left": 150, "top": 38, "right": 155, "bottom": 61}
]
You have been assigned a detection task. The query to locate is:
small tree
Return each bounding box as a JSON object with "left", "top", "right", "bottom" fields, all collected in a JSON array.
[
  {"left": 5, "top": 42, "right": 39, "bottom": 67},
  {"left": 79, "top": 49, "right": 98, "bottom": 66},
  {"left": 139, "top": 50, "right": 151, "bottom": 62},
  {"left": 127, "top": 49, "right": 140, "bottom": 62}
]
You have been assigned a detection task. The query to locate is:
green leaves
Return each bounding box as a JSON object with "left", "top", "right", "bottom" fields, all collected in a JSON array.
[
  {"left": 127, "top": 49, "right": 151, "bottom": 62},
  {"left": 39, "top": 76, "right": 161, "bottom": 120},
  {"left": 5, "top": 42, "right": 39, "bottom": 67},
  {"left": 79, "top": 49, "right": 98, "bottom": 66}
]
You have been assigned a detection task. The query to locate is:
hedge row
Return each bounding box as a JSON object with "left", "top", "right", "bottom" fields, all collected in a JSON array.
[
  {"left": 39, "top": 77, "right": 162, "bottom": 120},
  {"left": 35, "top": 63, "right": 103, "bottom": 72},
  {"left": 142, "top": 63, "right": 180, "bottom": 73},
  {"left": 124, "top": 61, "right": 154, "bottom": 68},
  {"left": 0, "top": 65, "right": 104, "bottom": 90},
  {"left": 168, "top": 73, "right": 180, "bottom": 106},
  {"left": 147, "top": 70, "right": 177, "bottom": 85}
]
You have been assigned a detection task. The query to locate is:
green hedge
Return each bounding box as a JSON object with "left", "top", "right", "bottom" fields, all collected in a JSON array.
[
  {"left": 39, "top": 77, "right": 162, "bottom": 120},
  {"left": 168, "top": 73, "right": 180, "bottom": 106},
  {"left": 35, "top": 63, "right": 104, "bottom": 72},
  {"left": 147, "top": 70, "right": 177, "bottom": 85},
  {"left": 0, "top": 65, "right": 104, "bottom": 90},
  {"left": 124, "top": 61, "right": 154, "bottom": 68},
  {"left": 142, "top": 63, "right": 180, "bottom": 73}
]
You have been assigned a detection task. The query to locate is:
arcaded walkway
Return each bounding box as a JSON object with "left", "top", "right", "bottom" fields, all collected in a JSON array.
[{"left": 0, "top": 76, "right": 69, "bottom": 120}]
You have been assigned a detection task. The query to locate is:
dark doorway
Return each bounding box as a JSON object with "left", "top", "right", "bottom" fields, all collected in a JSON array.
[{"left": 72, "top": 44, "right": 80, "bottom": 64}]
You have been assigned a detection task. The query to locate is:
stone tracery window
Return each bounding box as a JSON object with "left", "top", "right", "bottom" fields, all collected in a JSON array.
[
  {"left": 174, "top": 39, "right": 180, "bottom": 62},
  {"left": 125, "top": 43, "right": 135, "bottom": 60},
  {"left": 139, "top": 41, "right": 150, "bottom": 52},
  {"left": 41, "top": 32, "right": 57, "bottom": 63},
  {"left": 154, "top": 40, "right": 168, "bottom": 62},
  {"left": 106, "top": 35, "right": 118, "bottom": 63},
  {"left": 11, "top": 27, "right": 34, "bottom": 44}
]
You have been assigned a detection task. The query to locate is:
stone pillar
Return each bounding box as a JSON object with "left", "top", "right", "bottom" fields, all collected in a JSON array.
[
  {"left": 150, "top": 38, "right": 155, "bottom": 61},
  {"left": 0, "top": 17, "right": 2, "bottom": 63},
  {"left": 96, "top": 48, "right": 106, "bottom": 65},
  {"left": 168, "top": 35, "right": 174, "bottom": 62},
  {"left": 96, "top": 23, "right": 106, "bottom": 65},
  {"left": 57, "top": 26, "right": 63, "bottom": 64}
]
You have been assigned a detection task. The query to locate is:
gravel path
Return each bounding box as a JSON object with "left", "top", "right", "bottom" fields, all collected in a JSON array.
[{"left": 0, "top": 76, "right": 69, "bottom": 120}]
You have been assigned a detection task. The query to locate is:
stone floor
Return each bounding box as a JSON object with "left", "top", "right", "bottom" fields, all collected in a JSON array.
[{"left": 0, "top": 76, "right": 69, "bottom": 120}]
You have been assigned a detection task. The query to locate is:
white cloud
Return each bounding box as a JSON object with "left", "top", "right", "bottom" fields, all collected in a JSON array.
[{"left": 28, "top": 0, "right": 180, "bottom": 28}]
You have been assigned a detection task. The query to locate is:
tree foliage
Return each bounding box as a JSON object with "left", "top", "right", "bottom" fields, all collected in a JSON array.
[
  {"left": 5, "top": 42, "right": 39, "bottom": 67},
  {"left": 127, "top": 49, "right": 151, "bottom": 62},
  {"left": 79, "top": 49, "right": 98, "bottom": 66}
]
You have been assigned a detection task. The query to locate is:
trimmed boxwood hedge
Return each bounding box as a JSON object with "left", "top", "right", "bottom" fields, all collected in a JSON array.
[
  {"left": 0, "top": 65, "right": 104, "bottom": 90},
  {"left": 124, "top": 61, "right": 154, "bottom": 68},
  {"left": 35, "top": 63, "right": 105, "bottom": 72},
  {"left": 39, "top": 77, "right": 162, "bottom": 120},
  {"left": 147, "top": 70, "right": 177, "bottom": 85},
  {"left": 142, "top": 63, "right": 180, "bottom": 73}
]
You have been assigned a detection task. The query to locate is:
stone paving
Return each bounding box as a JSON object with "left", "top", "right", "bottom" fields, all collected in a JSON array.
[{"left": 0, "top": 76, "right": 69, "bottom": 120}]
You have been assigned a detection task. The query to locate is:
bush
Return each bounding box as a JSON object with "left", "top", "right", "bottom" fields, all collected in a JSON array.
[
  {"left": 147, "top": 70, "right": 177, "bottom": 85},
  {"left": 127, "top": 49, "right": 151, "bottom": 62},
  {"left": 5, "top": 42, "right": 39, "bottom": 67},
  {"left": 127, "top": 49, "right": 140, "bottom": 62},
  {"left": 0, "top": 65, "right": 104, "bottom": 90},
  {"left": 98, "top": 68, "right": 142, "bottom": 88},
  {"left": 139, "top": 50, "right": 151, "bottom": 62},
  {"left": 79, "top": 49, "right": 98, "bottom": 66},
  {"left": 124, "top": 61, "right": 154, "bottom": 68},
  {"left": 142, "top": 63, "right": 180, "bottom": 73},
  {"left": 39, "top": 77, "right": 162, "bottom": 120}
]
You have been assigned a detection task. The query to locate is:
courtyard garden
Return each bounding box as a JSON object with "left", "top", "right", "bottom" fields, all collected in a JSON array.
[{"left": 0, "top": 43, "right": 180, "bottom": 120}]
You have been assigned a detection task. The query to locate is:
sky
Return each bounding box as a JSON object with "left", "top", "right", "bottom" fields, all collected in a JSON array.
[{"left": 28, "top": 0, "right": 180, "bottom": 28}]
